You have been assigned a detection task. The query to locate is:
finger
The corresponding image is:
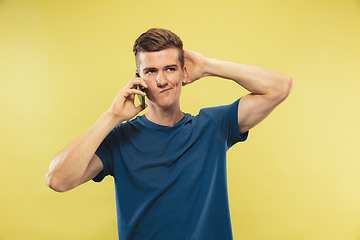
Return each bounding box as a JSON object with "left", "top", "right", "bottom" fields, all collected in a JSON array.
[
  {"left": 122, "top": 88, "right": 147, "bottom": 100},
  {"left": 117, "top": 89, "right": 144, "bottom": 103},
  {"left": 128, "top": 77, "right": 148, "bottom": 89}
]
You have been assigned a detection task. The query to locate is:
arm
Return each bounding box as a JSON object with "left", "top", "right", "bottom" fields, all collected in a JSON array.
[
  {"left": 183, "top": 49, "right": 293, "bottom": 134},
  {"left": 45, "top": 78, "right": 148, "bottom": 192}
]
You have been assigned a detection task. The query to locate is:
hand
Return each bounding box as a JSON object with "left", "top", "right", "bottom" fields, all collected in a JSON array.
[
  {"left": 107, "top": 77, "right": 148, "bottom": 123},
  {"left": 183, "top": 49, "right": 210, "bottom": 86}
]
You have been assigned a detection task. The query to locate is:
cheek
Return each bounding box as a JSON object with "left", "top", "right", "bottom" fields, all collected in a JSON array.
[
  {"left": 145, "top": 86, "right": 155, "bottom": 99},
  {"left": 177, "top": 86, "right": 182, "bottom": 97},
  {"left": 174, "top": 81, "right": 182, "bottom": 96},
  {"left": 144, "top": 80, "right": 160, "bottom": 100},
  {"left": 169, "top": 74, "right": 184, "bottom": 87}
]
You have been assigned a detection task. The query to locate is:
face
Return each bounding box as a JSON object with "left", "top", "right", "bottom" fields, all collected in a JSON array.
[{"left": 137, "top": 48, "right": 186, "bottom": 110}]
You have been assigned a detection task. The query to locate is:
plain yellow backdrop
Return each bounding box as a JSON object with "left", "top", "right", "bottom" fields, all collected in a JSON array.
[{"left": 1, "top": 0, "right": 360, "bottom": 239}]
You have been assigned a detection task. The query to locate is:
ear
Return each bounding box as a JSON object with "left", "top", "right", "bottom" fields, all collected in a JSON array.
[
  {"left": 182, "top": 66, "right": 188, "bottom": 86},
  {"left": 135, "top": 70, "right": 140, "bottom": 78}
]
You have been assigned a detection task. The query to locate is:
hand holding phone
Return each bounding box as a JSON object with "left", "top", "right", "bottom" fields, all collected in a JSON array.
[{"left": 136, "top": 73, "right": 146, "bottom": 109}]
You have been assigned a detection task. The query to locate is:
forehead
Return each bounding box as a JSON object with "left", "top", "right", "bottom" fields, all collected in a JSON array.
[{"left": 137, "top": 48, "right": 180, "bottom": 70}]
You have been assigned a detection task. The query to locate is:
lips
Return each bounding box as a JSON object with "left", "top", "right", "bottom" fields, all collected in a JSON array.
[{"left": 160, "top": 88, "right": 171, "bottom": 93}]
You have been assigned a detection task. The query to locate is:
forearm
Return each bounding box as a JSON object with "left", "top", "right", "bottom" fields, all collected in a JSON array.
[
  {"left": 204, "top": 58, "right": 293, "bottom": 99},
  {"left": 46, "top": 111, "right": 121, "bottom": 192}
]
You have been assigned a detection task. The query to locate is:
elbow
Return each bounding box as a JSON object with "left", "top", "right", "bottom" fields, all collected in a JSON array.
[
  {"left": 276, "top": 75, "right": 294, "bottom": 102},
  {"left": 45, "top": 172, "right": 72, "bottom": 193},
  {"left": 286, "top": 76, "right": 294, "bottom": 95}
]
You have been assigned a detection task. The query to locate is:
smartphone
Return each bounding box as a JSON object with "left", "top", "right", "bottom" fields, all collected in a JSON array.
[{"left": 136, "top": 73, "right": 146, "bottom": 109}]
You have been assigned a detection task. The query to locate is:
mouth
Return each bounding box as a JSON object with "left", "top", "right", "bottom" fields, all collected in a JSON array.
[{"left": 160, "top": 88, "right": 171, "bottom": 93}]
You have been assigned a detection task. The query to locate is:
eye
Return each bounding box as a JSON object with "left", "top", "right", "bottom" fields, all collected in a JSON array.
[
  {"left": 146, "top": 69, "right": 156, "bottom": 74},
  {"left": 166, "top": 67, "right": 176, "bottom": 72}
]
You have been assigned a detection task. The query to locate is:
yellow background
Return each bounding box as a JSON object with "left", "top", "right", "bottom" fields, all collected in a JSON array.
[{"left": 1, "top": 0, "right": 360, "bottom": 239}]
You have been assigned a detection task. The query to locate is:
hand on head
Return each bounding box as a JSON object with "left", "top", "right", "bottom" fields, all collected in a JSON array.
[{"left": 182, "top": 49, "right": 210, "bottom": 86}]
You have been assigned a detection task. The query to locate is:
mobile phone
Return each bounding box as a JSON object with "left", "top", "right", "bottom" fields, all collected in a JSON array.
[{"left": 136, "top": 73, "right": 145, "bottom": 109}]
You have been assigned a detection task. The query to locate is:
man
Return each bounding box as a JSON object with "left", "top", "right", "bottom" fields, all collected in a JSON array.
[{"left": 46, "top": 28, "right": 293, "bottom": 239}]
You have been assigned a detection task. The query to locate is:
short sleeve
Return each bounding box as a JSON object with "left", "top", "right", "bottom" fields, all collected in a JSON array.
[
  {"left": 92, "top": 128, "right": 117, "bottom": 182},
  {"left": 202, "top": 98, "right": 248, "bottom": 148}
]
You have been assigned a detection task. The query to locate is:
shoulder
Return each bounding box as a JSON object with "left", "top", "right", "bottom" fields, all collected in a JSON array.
[
  {"left": 198, "top": 99, "right": 240, "bottom": 120},
  {"left": 103, "top": 116, "right": 145, "bottom": 144},
  {"left": 114, "top": 115, "right": 144, "bottom": 131},
  {"left": 194, "top": 99, "right": 243, "bottom": 144}
]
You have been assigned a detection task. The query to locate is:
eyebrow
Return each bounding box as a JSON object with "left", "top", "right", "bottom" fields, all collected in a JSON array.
[
  {"left": 165, "top": 64, "right": 178, "bottom": 68},
  {"left": 142, "top": 67, "right": 156, "bottom": 72}
]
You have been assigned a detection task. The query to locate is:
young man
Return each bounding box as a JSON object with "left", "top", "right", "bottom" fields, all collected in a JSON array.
[{"left": 46, "top": 28, "right": 293, "bottom": 239}]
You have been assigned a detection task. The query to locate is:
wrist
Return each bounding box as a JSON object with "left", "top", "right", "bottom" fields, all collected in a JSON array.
[
  {"left": 102, "top": 110, "right": 125, "bottom": 128},
  {"left": 203, "top": 58, "right": 219, "bottom": 78}
]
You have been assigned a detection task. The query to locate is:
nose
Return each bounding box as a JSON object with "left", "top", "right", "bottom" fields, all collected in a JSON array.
[{"left": 156, "top": 71, "right": 168, "bottom": 87}]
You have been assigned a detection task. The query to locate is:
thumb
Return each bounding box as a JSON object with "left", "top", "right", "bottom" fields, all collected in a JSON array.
[{"left": 135, "top": 103, "right": 147, "bottom": 114}]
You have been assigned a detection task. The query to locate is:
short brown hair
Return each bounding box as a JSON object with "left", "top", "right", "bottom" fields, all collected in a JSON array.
[{"left": 133, "top": 28, "right": 184, "bottom": 69}]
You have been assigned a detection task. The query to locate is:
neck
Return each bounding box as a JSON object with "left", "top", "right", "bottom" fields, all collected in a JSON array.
[{"left": 145, "top": 102, "right": 184, "bottom": 127}]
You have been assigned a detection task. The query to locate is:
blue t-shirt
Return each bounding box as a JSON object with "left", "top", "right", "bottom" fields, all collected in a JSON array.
[{"left": 94, "top": 99, "right": 248, "bottom": 240}]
